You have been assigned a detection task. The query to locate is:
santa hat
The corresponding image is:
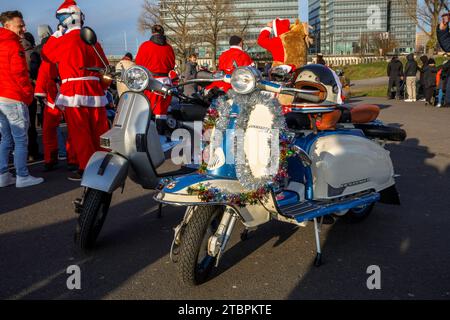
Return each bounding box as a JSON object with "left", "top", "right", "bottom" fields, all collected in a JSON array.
[
  {"left": 56, "top": 0, "right": 81, "bottom": 15},
  {"left": 273, "top": 18, "right": 291, "bottom": 37},
  {"left": 56, "top": 0, "right": 84, "bottom": 29}
]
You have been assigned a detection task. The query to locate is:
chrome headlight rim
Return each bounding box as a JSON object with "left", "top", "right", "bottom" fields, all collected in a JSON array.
[
  {"left": 124, "top": 66, "right": 150, "bottom": 92},
  {"left": 231, "top": 67, "right": 260, "bottom": 94}
]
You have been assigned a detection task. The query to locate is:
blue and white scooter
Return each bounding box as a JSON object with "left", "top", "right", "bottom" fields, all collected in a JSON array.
[{"left": 155, "top": 65, "right": 405, "bottom": 286}]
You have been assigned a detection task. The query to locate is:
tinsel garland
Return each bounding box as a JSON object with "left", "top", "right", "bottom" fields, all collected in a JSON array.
[
  {"left": 184, "top": 90, "right": 294, "bottom": 207},
  {"left": 187, "top": 183, "right": 271, "bottom": 208},
  {"left": 229, "top": 90, "right": 288, "bottom": 191}
]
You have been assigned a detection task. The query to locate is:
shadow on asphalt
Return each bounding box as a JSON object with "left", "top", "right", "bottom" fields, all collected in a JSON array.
[
  {"left": 286, "top": 138, "right": 450, "bottom": 299},
  {"left": 213, "top": 222, "right": 299, "bottom": 280},
  {"left": 2, "top": 136, "right": 450, "bottom": 299},
  {"left": 0, "top": 164, "right": 79, "bottom": 215},
  {"left": 0, "top": 192, "right": 184, "bottom": 299}
]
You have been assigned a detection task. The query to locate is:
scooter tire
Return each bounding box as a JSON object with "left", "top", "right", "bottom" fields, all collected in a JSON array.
[
  {"left": 342, "top": 203, "right": 375, "bottom": 223},
  {"left": 176, "top": 206, "right": 224, "bottom": 286},
  {"left": 74, "top": 188, "right": 112, "bottom": 251}
]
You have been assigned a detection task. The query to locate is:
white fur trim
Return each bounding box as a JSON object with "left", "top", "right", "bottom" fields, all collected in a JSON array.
[
  {"left": 273, "top": 19, "right": 278, "bottom": 36},
  {"left": 34, "top": 93, "right": 47, "bottom": 98},
  {"left": 64, "top": 26, "right": 81, "bottom": 34},
  {"left": 230, "top": 45, "right": 243, "bottom": 51},
  {"left": 61, "top": 76, "right": 99, "bottom": 84},
  {"left": 56, "top": 5, "right": 81, "bottom": 14},
  {"left": 47, "top": 101, "right": 56, "bottom": 109},
  {"left": 260, "top": 27, "right": 272, "bottom": 33},
  {"left": 155, "top": 115, "right": 167, "bottom": 119},
  {"left": 56, "top": 94, "right": 108, "bottom": 108}
]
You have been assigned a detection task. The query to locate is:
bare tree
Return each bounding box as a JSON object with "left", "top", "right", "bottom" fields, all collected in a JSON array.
[
  {"left": 371, "top": 32, "right": 399, "bottom": 56},
  {"left": 356, "top": 33, "right": 372, "bottom": 57},
  {"left": 194, "top": 0, "right": 242, "bottom": 69},
  {"left": 401, "top": 0, "right": 448, "bottom": 54},
  {"left": 138, "top": 0, "right": 200, "bottom": 66}
]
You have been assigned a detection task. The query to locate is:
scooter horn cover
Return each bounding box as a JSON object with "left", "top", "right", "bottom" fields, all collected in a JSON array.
[{"left": 229, "top": 90, "right": 287, "bottom": 192}]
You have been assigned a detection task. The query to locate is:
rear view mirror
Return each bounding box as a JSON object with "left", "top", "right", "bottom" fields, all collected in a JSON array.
[{"left": 80, "top": 27, "right": 97, "bottom": 46}]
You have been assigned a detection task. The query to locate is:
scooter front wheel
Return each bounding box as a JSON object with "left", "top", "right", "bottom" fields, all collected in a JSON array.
[
  {"left": 74, "top": 188, "right": 112, "bottom": 251},
  {"left": 176, "top": 206, "right": 224, "bottom": 286}
]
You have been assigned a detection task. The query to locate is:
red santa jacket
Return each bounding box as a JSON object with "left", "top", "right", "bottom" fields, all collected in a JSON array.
[
  {"left": 135, "top": 35, "right": 176, "bottom": 103},
  {"left": 209, "top": 46, "right": 254, "bottom": 92},
  {"left": 0, "top": 28, "right": 34, "bottom": 105},
  {"left": 257, "top": 19, "right": 291, "bottom": 65},
  {"left": 135, "top": 35, "right": 175, "bottom": 78},
  {"left": 41, "top": 27, "right": 109, "bottom": 108},
  {"left": 34, "top": 60, "right": 59, "bottom": 108}
]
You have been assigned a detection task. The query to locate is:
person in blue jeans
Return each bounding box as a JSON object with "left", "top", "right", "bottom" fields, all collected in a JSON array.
[{"left": 0, "top": 10, "right": 44, "bottom": 188}]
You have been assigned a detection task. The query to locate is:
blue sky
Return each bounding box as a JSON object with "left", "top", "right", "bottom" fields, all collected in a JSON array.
[{"left": 1, "top": 0, "right": 309, "bottom": 55}]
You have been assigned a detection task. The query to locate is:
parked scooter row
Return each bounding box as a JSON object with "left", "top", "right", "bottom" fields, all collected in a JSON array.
[{"left": 73, "top": 27, "right": 406, "bottom": 287}]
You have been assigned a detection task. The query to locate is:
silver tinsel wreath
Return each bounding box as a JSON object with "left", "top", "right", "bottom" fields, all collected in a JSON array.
[{"left": 228, "top": 90, "right": 287, "bottom": 191}]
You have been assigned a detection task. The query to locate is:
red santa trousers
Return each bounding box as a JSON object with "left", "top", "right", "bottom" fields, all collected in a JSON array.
[
  {"left": 146, "top": 91, "right": 172, "bottom": 118},
  {"left": 42, "top": 106, "right": 77, "bottom": 165},
  {"left": 64, "top": 107, "right": 109, "bottom": 170},
  {"left": 43, "top": 105, "right": 62, "bottom": 164}
]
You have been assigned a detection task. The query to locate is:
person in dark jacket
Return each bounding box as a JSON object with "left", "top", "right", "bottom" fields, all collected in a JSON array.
[
  {"left": 404, "top": 53, "right": 418, "bottom": 102},
  {"left": 423, "top": 58, "right": 438, "bottom": 106},
  {"left": 437, "top": 14, "right": 450, "bottom": 105},
  {"left": 182, "top": 53, "right": 198, "bottom": 97},
  {"left": 387, "top": 55, "right": 403, "bottom": 99},
  {"left": 418, "top": 55, "right": 429, "bottom": 101},
  {"left": 20, "top": 32, "right": 41, "bottom": 161}
]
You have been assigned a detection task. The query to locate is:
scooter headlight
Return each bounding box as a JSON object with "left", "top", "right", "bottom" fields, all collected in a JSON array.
[
  {"left": 124, "top": 66, "right": 150, "bottom": 92},
  {"left": 231, "top": 67, "right": 260, "bottom": 94}
]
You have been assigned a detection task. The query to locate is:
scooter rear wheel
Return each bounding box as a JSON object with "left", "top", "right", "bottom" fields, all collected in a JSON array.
[
  {"left": 342, "top": 203, "right": 375, "bottom": 223},
  {"left": 176, "top": 206, "right": 224, "bottom": 286},
  {"left": 74, "top": 188, "right": 112, "bottom": 251}
]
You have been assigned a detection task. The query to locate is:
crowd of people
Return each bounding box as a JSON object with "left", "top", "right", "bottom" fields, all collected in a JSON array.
[{"left": 386, "top": 54, "right": 448, "bottom": 107}]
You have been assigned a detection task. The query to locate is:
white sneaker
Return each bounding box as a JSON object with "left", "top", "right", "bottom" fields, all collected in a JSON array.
[
  {"left": 412, "top": 99, "right": 417, "bottom": 102},
  {"left": 0, "top": 172, "right": 16, "bottom": 187},
  {"left": 16, "top": 175, "right": 44, "bottom": 188},
  {"left": 404, "top": 99, "right": 412, "bottom": 102}
]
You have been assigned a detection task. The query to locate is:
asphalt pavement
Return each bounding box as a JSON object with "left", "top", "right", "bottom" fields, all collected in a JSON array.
[{"left": 0, "top": 97, "right": 449, "bottom": 300}]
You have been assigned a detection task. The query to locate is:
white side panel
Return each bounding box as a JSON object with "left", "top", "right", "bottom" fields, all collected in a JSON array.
[{"left": 310, "top": 134, "right": 395, "bottom": 199}]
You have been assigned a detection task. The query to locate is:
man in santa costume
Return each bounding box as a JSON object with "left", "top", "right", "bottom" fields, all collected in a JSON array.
[
  {"left": 41, "top": 0, "right": 109, "bottom": 181},
  {"left": 258, "top": 18, "right": 314, "bottom": 69},
  {"left": 208, "top": 35, "right": 255, "bottom": 93},
  {"left": 135, "top": 25, "right": 175, "bottom": 137}
]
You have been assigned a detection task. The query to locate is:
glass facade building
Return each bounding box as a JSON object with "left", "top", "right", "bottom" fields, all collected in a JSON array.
[{"left": 309, "top": 0, "right": 416, "bottom": 55}]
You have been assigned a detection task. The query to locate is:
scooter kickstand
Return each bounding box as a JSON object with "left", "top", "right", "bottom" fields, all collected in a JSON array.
[
  {"left": 313, "top": 218, "right": 323, "bottom": 267},
  {"left": 157, "top": 203, "right": 163, "bottom": 219}
]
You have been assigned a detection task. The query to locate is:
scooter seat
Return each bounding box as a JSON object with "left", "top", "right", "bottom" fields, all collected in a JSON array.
[
  {"left": 353, "top": 123, "right": 407, "bottom": 142},
  {"left": 170, "top": 103, "right": 208, "bottom": 122},
  {"left": 338, "top": 104, "right": 380, "bottom": 124},
  {"left": 285, "top": 104, "right": 381, "bottom": 131}
]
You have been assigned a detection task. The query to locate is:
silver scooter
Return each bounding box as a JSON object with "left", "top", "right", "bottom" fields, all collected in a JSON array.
[{"left": 73, "top": 27, "right": 216, "bottom": 250}]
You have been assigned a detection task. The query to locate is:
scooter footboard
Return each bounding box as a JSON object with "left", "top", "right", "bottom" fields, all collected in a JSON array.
[{"left": 81, "top": 151, "right": 129, "bottom": 193}]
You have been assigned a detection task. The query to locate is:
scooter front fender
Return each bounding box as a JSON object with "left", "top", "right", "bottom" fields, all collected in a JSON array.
[
  {"left": 154, "top": 174, "right": 273, "bottom": 228},
  {"left": 81, "top": 151, "right": 129, "bottom": 193}
]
